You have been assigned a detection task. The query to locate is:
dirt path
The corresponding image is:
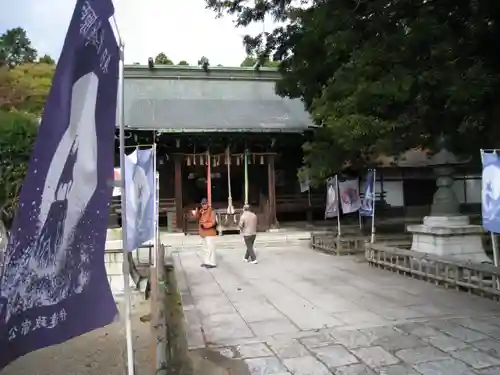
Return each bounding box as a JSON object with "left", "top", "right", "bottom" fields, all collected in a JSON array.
[{"left": 1, "top": 298, "right": 153, "bottom": 375}]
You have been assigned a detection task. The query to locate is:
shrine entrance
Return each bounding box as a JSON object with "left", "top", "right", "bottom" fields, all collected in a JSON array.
[{"left": 174, "top": 147, "right": 277, "bottom": 234}]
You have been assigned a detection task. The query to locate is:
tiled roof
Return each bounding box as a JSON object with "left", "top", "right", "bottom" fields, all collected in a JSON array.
[{"left": 123, "top": 65, "right": 314, "bottom": 133}]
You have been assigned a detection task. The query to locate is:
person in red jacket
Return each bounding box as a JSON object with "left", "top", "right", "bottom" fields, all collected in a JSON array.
[{"left": 193, "top": 198, "right": 217, "bottom": 268}]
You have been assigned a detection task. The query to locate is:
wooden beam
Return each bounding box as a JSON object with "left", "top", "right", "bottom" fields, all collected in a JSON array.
[{"left": 268, "top": 154, "right": 277, "bottom": 228}]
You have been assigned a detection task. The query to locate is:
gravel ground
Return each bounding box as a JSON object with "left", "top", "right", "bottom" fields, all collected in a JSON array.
[{"left": 1, "top": 298, "right": 153, "bottom": 375}]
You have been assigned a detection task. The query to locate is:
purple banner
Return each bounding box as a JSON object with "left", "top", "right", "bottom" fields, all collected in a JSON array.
[{"left": 0, "top": 0, "right": 119, "bottom": 369}]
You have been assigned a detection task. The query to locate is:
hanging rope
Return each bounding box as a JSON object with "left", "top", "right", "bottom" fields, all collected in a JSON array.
[{"left": 226, "top": 146, "right": 234, "bottom": 214}]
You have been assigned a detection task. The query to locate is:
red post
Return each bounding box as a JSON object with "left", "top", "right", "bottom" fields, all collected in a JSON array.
[{"left": 206, "top": 150, "right": 212, "bottom": 205}]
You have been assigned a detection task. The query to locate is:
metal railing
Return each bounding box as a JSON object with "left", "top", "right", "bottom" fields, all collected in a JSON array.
[{"left": 366, "top": 243, "right": 500, "bottom": 300}]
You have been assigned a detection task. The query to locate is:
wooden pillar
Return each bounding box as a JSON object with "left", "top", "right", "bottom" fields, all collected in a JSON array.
[
  {"left": 174, "top": 155, "right": 183, "bottom": 230},
  {"left": 244, "top": 149, "right": 249, "bottom": 205},
  {"left": 206, "top": 150, "right": 212, "bottom": 205},
  {"left": 267, "top": 154, "right": 277, "bottom": 228}
]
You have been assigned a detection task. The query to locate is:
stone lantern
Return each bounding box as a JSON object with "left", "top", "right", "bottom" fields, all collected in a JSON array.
[{"left": 406, "top": 138, "right": 490, "bottom": 263}]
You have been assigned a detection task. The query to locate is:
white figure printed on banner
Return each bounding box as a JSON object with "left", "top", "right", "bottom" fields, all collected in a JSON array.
[
  {"left": 325, "top": 176, "right": 339, "bottom": 218},
  {"left": 481, "top": 151, "right": 500, "bottom": 233},
  {"left": 81, "top": 0, "right": 112, "bottom": 74},
  {"left": 7, "top": 308, "right": 67, "bottom": 341},
  {"left": 338, "top": 178, "right": 361, "bottom": 214},
  {"left": 359, "top": 170, "right": 375, "bottom": 217},
  {"left": 0, "top": 74, "right": 100, "bottom": 323}
]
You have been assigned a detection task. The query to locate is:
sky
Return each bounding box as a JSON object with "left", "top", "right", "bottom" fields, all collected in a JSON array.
[{"left": 0, "top": 0, "right": 277, "bottom": 66}]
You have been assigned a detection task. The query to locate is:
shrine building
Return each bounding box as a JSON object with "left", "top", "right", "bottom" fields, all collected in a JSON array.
[{"left": 116, "top": 64, "right": 322, "bottom": 233}]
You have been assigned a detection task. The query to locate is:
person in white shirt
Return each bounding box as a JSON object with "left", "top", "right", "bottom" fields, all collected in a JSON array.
[{"left": 239, "top": 204, "right": 258, "bottom": 264}]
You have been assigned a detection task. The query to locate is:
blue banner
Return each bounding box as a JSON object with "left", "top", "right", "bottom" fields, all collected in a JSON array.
[
  {"left": 481, "top": 151, "right": 500, "bottom": 233},
  {"left": 0, "top": 0, "right": 119, "bottom": 369},
  {"left": 360, "top": 170, "right": 375, "bottom": 217},
  {"left": 124, "top": 148, "right": 155, "bottom": 251}
]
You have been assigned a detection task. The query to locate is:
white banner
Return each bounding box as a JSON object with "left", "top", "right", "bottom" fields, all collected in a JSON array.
[
  {"left": 299, "top": 177, "right": 310, "bottom": 193},
  {"left": 339, "top": 178, "right": 361, "bottom": 214},
  {"left": 325, "top": 176, "right": 339, "bottom": 218},
  {"left": 298, "top": 167, "right": 310, "bottom": 192}
]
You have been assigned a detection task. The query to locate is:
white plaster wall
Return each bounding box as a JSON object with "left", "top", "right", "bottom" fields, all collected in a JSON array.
[
  {"left": 381, "top": 181, "right": 404, "bottom": 207},
  {"left": 465, "top": 177, "right": 481, "bottom": 203},
  {"left": 453, "top": 179, "right": 466, "bottom": 203},
  {"left": 360, "top": 179, "right": 404, "bottom": 207},
  {"left": 361, "top": 174, "right": 480, "bottom": 208}
]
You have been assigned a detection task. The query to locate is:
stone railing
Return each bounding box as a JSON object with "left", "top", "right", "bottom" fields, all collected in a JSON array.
[
  {"left": 366, "top": 243, "right": 500, "bottom": 300},
  {"left": 311, "top": 232, "right": 412, "bottom": 256},
  {"left": 310, "top": 232, "right": 367, "bottom": 255},
  {"left": 104, "top": 238, "right": 153, "bottom": 295}
]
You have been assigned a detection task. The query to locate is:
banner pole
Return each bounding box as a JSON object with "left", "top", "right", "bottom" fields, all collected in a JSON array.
[
  {"left": 491, "top": 233, "right": 500, "bottom": 290},
  {"left": 491, "top": 233, "right": 499, "bottom": 266},
  {"left": 117, "top": 43, "right": 135, "bottom": 375},
  {"left": 370, "top": 169, "right": 376, "bottom": 244}
]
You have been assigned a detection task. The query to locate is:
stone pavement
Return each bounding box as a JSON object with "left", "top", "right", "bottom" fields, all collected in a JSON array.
[{"left": 173, "top": 242, "right": 500, "bottom": 375}]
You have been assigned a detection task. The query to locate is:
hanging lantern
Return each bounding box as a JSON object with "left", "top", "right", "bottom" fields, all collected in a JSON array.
[
  {"left": 193, "top": 155, "right": 197, "bottom": 166},
  {"left": 236, "top": 156, "right": 240, "bottom": 166},
  {"left": 260, "top": 155, "right": 264, "bottom": 165},
  {"left": 186, "top": 156, "right": 191, "bottom": 166},
  {"left": 252, "top": 154, "right": 256, "bottom": 164},
  {"left": 200, "top": 155, "right": 204, "bottom": 165}
]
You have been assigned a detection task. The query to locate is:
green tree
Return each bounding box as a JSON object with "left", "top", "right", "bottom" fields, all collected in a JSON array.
[
  {"left": 38, "top": 54, "right": 55, "bottom": 65},
  {"left": 0, "top": 63, "right": 54, "bottom": 115},
  {"left": 197, "top": 56, "right": 210, "bottom": 66},
  {"left": 207, "top": 0, "right": 500, "bottom": 183},
  {"left": 0, "top": 110, "right": 38, "bottom": 227},
  {"left": 0, "top": 27, "right": 37, "bottom": 67},
  {"left": 154, "top": 52, "right": 173, "bottom": 65},
  {"left": 240, "top": 55, "right": 279, "bottom": 68},
  {"left": 177, "top": 60, "right": 189, "bottom": 65}
]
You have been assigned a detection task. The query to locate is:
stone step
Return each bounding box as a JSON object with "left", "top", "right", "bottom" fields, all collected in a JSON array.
[{"left": 106, "top": 229, "right": 311, "bottom": 250}]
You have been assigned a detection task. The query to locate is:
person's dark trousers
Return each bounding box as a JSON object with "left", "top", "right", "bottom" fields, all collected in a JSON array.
[{"left": 244, "top": 235, "right": 257, "bottom": 261}]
